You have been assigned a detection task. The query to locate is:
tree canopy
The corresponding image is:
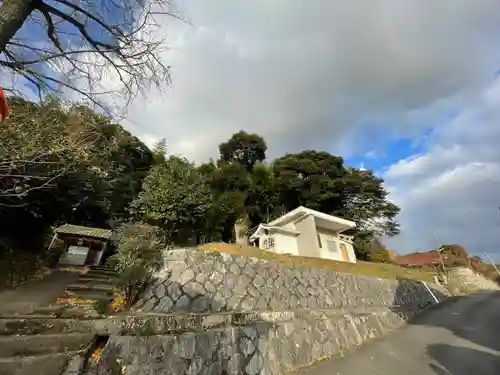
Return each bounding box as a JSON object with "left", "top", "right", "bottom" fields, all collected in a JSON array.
[
  {"left": 131, "top": 131, "right": 400, "bottom": 253},
  {"left": 0, "top": 97, "right": 154, "bottom": 254},
  {"left": 130, "top": 155, "right": 213, "bottom": 245},
  {"left": 2, "top": 114, "right": 401, "bottom": 266},
  {"left": 219, "top": 131, "right": 267, "bottom": 171}
]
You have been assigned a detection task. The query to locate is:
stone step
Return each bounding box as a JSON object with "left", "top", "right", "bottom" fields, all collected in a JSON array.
[
  {"left": 63, "top": 289, "right": 113, "bottom": 301},
  {"left": 80, "top": 274, "right": 119, "bottom": 282},
  {"left": 0, "top": 318, "right": 96, "bottom": 336},
  {"left": 90, "top": 265, "right": 116, "bottom": 271},
  {"left": 0, "top": 333, "right": 94, "bottom": 358},
  {"left": 59, "top": 308, "right": 102, "bottom": 319},
  {"left": 31, "top": 305, "right": 68, "bottom": 317},
  {"left": 56, "top": 265, "right": 88, "bottom": 273},
  {"left": 75, "top": 278, "right": 122, "bottom": 287},
  {"left": 0, "top": 351, "right": 83, "bottom": 375},
  {"left": 32, "top": 305, "right": 101, "bottom": 319},
  {"left": 0, "top": 314, "right": 60, "bottom": 320},
  {"left": 85, "top": 269, "right": 118, "bottom": 276},
  {"left": 66, "top": 283, "right": 116, "bottom": 294},
  {"left": 84, "top": 272, "right": 118, "bottom": 278}
]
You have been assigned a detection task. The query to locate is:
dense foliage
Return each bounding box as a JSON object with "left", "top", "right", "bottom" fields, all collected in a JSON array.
[
  {"left": 0, "top": 97, "right": 154, "bottom": 261},
  {"left": 130, "top": 155, "right": 213, "bottom": 245},
  {"left": 132, "top": 131, "right": 400, "bottom": 258},
  {"left": 2, "top": 102, "right": 400, "bottom": 273},
  {"left": 107, "top": 222, "right": 165, "bottom": 306}
]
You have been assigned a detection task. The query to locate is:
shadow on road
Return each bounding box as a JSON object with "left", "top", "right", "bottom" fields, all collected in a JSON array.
[
  {"left": 393, "top": 279, "right": 500, "bottom": 374},
  {"left": 427, "top": 344, "right": 500, "bottom": 375}
]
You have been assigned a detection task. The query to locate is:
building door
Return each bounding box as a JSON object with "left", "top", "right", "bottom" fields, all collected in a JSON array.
[
  {"left": 339, "top": 243, "right": 349, "bottom": 261},
  {"left": 63, "top": 245, "right": 89, "bottom": 265}
]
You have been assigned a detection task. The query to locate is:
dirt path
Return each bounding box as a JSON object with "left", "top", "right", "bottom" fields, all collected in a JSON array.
[{"left": 0, "top": 270, "right": 80, "bottom": 315}]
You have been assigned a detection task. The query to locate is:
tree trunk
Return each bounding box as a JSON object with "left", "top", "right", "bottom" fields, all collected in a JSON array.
[{"left": 0, "top": 0, "right": 34, "bottom": 53}]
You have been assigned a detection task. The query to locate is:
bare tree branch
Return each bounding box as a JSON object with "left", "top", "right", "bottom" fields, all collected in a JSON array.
[{"left": 0, "top": 0, "right": 179, "bottom": 113}]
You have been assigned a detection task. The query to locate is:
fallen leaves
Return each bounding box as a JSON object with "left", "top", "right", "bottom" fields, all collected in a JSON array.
[{"left": 55, "top": 297, "right": 97, "bottom": 304}]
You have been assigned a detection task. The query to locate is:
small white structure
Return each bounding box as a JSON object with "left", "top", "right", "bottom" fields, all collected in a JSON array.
[{"left": 249, "top": 206, "right": 357, "bottom": 263}]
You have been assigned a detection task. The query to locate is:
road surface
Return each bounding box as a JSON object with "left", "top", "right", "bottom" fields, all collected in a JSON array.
[{"left": 295, "top": 292, "right": 500, "bottom": 375}]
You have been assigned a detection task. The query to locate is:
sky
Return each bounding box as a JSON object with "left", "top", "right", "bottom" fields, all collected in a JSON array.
[{"left": 13, "top": 1, "right": 500, "bottom": 259}]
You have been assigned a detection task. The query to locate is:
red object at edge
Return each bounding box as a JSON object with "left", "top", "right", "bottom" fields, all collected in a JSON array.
[{"left": 0, "top": 88, "right": 9, "bottom": 123}]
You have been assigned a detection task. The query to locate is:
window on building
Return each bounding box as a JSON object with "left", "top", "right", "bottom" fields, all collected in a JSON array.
[{"left": 263, "top": 237, "right": 275, "bottom": 249}]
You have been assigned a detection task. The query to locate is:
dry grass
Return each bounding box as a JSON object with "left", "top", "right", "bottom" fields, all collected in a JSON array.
[{"left": 197, "top": 243, "right": 437, "bottom": 283}]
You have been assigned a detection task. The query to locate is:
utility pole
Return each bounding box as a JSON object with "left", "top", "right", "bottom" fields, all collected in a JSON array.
[
  {"left": 432, "top": 231, "right": 446, "bottom": 277},
  {"left": 484, "top": 252, "right": 500, "bottom": 277}
]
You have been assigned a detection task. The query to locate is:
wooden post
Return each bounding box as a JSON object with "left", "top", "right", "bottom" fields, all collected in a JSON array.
[
  {"left": 47, "top": 232, "right": 58, "bottom": 251},
  {"left": 96, "top": 241, "right": 107, "bottom": 265}
]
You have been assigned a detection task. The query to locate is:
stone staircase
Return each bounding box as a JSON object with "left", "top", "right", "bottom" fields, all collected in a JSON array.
[{"left": 0, "top": 265, "right": 120, "bottom": 375}]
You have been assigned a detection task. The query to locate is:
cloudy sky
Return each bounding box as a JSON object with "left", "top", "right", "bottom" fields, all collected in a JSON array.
[{"left": 17, "top": 1, "right": 500, "bottom": 258}]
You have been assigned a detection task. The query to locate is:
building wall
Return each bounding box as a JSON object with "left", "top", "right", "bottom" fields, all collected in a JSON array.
[
  {"left": 281, "top": 221, "right": 296, "bottom": 230},
  {"left": 258, "top": 235, "right": 275, "bottom": 252},
  {"left": 274, "top": 232, "right": 299, "bottom": 255},
  {"left": 316, "top": 227, "right": 356, "bottom": 263},
  {"left": 294, "top": 215, "right": 320, "bottom": 258}
]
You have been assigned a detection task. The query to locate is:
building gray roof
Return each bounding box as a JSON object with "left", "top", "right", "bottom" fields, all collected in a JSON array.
[{"left": 54, "top": 224, "right": 112, "bottom": 240}]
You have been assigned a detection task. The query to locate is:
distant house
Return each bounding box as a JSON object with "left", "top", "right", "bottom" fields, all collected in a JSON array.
[
  {"left": 249, "top": 206, "right": 357, "bottom": 263},
  {"left": 394, "top": 250, "right": 448, "bottom": 268},
  {"left": 51, "top": 224, "right": 112, "bottom": 266}
]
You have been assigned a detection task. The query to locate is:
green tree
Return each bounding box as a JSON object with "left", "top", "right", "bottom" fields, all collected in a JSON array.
[
  {"left": 273, "top": 150, "right": 345, "bottom": 213},
  {"left": 204, "top": 163, "right": 250, "bottom": 242},
  {"left": 338, "top": 168, "right": 400, "bottom": 236},
  {"left": 152, "top": 139, "right": 167, "bottom": 165},
  {"left": 219, "top": 131, "right": 267, "bottom": 171},
  {"left": 272, "top": 150, "right": 399, "bottom": 244},
  {"left": 109, "top": 222, "right": 165, "bottom": 306},
  {"left": 245, "top": 163, "right": 284, "bottom": 225},
  {"left": 130, "top": 156, "right": 213, "bottom": 244},
  {"left": 353, "top": 235, "right": 392, "bottom": 262},
  {"left": 0, "top": 97, "right": 154, "bottom": 256},
  {"left": 197, "top": 159, "right": 218, "bottom": 177}
]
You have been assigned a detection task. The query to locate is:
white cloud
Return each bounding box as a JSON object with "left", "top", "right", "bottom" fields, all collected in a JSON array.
[
  {"left": 385, "top": 77, "right": 500, "bottom": 258},
  {"left": 91, "top": 1, "right": 500, "bottom": 258},
  {"left": 112, "top": 0, "right": 500, "bottom": 161}
]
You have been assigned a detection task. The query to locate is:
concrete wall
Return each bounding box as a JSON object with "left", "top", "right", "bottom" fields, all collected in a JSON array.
[{"left": 95, "top": 249, "right": 450, "bottom": 375}]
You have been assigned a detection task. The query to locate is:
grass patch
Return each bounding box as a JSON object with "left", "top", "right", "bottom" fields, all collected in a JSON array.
[{"left": 197, "top": 243, "right": 437, "bottom": 283}]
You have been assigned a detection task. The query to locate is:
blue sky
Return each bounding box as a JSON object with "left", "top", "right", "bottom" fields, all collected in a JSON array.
[
  {"left": 346, "top": 137, "right": 429, "bottom": 174},
  {"left": 8, "top": 1, "right": 500, "bottom": 259}
]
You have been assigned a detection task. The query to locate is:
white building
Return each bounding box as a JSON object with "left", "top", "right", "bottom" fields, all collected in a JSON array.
[{"left": 249, "top": 206, "right": 357, "bottom": 263}]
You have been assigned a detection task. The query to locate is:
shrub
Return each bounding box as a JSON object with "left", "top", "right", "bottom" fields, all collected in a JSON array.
[
  {"left": 113, "top": 222, "right": 165, "bottom": 306},
  {"left": 353, "top": 235, "right": 392, "bottom": 263},
  {"left": 0, "top": 246, "right": 49, "bottom": 290}
]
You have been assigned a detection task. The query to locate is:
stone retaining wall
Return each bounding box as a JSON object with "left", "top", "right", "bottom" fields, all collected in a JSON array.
[{"left": 95, "top": 249, "right": 451, "bottom": 375}]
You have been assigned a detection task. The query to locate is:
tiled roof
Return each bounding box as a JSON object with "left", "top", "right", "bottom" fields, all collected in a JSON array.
[
  {"left": 55, "top": 224, "right": 112, "bottom": 240},
  {"left": 394, "top": 251, "right": 446, "bottom": 267}
]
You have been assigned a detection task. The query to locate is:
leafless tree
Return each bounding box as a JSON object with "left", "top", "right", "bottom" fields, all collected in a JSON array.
[{"left": 0, "top": 0, "right": 179, "bottom": 111}]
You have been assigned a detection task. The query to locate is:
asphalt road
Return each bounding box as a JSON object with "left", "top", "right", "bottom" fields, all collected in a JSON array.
[{"left": 295, "top": 292, "right": 500, "bottom": 375}]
